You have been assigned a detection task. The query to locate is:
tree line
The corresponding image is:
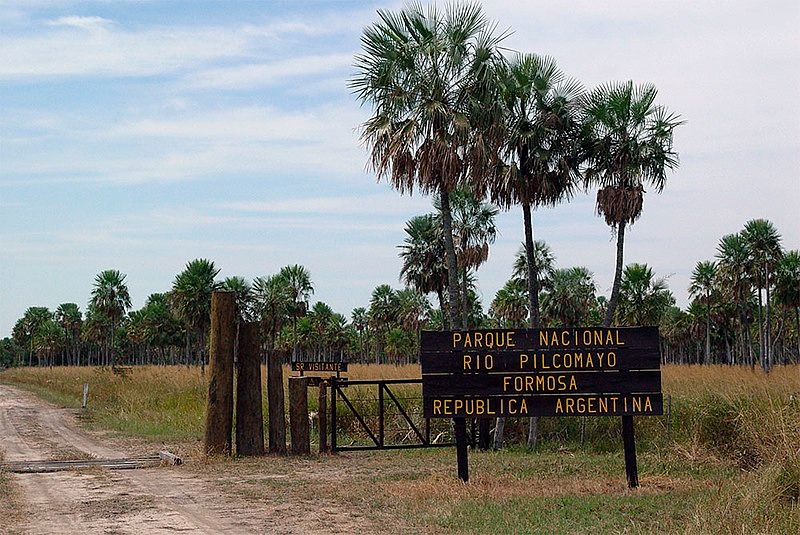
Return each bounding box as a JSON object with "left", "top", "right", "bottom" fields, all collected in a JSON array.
[{"left": 2, "top": 214, "right": 796, "bottom": 370}]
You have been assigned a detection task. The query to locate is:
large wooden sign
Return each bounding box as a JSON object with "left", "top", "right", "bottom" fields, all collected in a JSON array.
[{"left": 421, "top": 327, "right": 662, "bottom": 418}]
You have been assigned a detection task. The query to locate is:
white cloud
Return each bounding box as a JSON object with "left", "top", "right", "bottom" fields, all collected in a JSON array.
[
  {"left": 0, "top": 21, "right": 251, "bottom": 78},
  {"left": 185, "top": 53, "right": 354, "bottom": 90},
  {"left": 220, "top": 193, "right": 430, "bottom": 216},
  {"left": 46, "top": 15, "right": 113, "bottom": 31}
]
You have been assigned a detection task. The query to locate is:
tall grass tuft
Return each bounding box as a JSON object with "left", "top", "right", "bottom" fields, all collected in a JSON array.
[{"left": 0, "top": 366, "right": 207, "bottom": 439}]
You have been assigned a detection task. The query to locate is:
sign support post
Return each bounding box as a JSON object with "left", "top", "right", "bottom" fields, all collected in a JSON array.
[
  {"left": 454, "top": 418, "right": 469, "bottom": 482},
  {"left": 621, "top": 415, "right": 638, "bottom": 488}
]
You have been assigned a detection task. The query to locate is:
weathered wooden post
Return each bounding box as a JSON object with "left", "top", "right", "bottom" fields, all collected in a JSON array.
[
  {"left": 204, "top": 291, "right": 235, "bottom": 455},
  {"left": 235, "top": 322, "right": 265, "bottom": 456},
  {"left": 318, "top": 381, "right": 328, "bottom": 453},
  {"left": 267, "top": 350, "right": 287, "bottom": 454},
  {"left": 289, "top": 376, "right": 310, "bottom": 455}
]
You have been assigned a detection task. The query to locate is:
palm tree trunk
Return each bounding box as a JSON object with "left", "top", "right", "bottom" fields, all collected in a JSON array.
[
  {"left": 756, "top": 283, "right": 765, "bottom": 372},
  {"left": 603, "top": 220, "right": 627, "bottom": 328},
  {"left": 523, "top": 201, "right": 541, "bottom": 450},
  {"left": 439, "top": 184, "right": 468, "bottom": 478},
  {"left": 765, "top": 266, "right": 772, "bottom": 373},
  {"left": 705, "top": 298, "right": 711, "bottom": 365},
  {"left": 436, "top": 289, "right": 448, "bottom": 331},
  {"left": 523, "top": 202, "right": 541, "bottom": 328},
  {"left": 439, "top": 186, "right": 461, "bottom": 331},
  {"left": 461, "top": 267, "right": 469, "bottom": 329}
]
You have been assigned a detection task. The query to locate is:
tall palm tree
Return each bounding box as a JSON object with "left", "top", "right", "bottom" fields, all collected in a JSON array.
[
  {"left": 614, "top": 263, "right": 673, "bottom": 327},
  {"left": 352, "top": 2, "right": 505, "bottom": 331},
  {"left": 490, "top": 53, "right": 584, "bottom": 330},
  {"left": 716, "top": 233, "right": 754, "bottom": 367},
  {"left": 170, "top": 259, "right": 220, "bottom": 368},
  {"left": 90, "top": 269, "right": 132, "bottom": 366},
  {"left": 398, "top": 214, "right": 449, "bottom": 328},
  {"left": 582, "top": 81, "right": 683, "bottom": 327},
  {"left": 278, "top": 264, "right": 314, "bottom": 360},
  {"left": 741, "top": 218, "right": 783, "bottom": 372},
  {"left": 689, "top": 260, "right": 718, "bottom": 364},
  {"left": 55, "top": 303, "right": 82, "bottom": 366}
]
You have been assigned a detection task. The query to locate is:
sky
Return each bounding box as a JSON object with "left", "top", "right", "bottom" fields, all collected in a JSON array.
[{"left": 1, "top": 0, "right": 798, "bottom": 337}]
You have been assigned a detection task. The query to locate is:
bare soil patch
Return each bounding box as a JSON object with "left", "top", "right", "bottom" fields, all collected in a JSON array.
[{"left": 0, "top": 384, "right": 384, "bottom": 534}]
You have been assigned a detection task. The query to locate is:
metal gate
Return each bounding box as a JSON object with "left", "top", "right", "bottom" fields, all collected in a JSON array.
[{"left": 329, "top": 378, "right": 470, "bottom": 451}]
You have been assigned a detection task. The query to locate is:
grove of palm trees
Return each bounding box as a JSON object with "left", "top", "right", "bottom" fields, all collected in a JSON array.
[{"left": 2, "top": 4, "right": 797, "bottom": 376}]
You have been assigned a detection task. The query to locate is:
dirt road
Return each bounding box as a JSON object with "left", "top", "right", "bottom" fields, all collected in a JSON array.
[{"left": 0, "top": 384, "right": 366, "bottom": 534}]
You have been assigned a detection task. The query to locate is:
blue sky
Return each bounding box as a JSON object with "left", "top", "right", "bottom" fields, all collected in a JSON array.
[{"left": 1, "top": 0, "right": 798, "bottom": 337}]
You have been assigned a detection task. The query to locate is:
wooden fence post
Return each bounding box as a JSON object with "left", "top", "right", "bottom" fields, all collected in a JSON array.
[
  {"left": 235, "top": 322, "right": 265, "bottom": 456},
  {"left": 318, "top": 381, "right": 328, "bottom": 453},
  {"left": 204, "top": 291, "right": 235, "bottom": 456},
  {"left": 267, "top": 350, "right": 287, "bottom": 454},
  {"left": 289, "top": 376, "right": 310, "bottom": 455}
]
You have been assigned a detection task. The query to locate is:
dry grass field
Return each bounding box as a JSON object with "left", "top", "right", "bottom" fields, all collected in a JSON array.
[{"left": 1, "top": 364, "right": 798, "bottom": 533}]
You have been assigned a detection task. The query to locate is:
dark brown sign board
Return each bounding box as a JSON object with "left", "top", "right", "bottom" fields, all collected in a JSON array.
[
  {"left": 421, "top": 327, "right": 661, "bottom": 418},
  {"left": 291, "top": 361, "right": 348, "bottom": 373}
]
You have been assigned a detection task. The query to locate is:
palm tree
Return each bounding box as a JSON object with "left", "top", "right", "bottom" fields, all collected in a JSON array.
[
  {"left": 540, "top": 267, "right": 598, "bottom": 328},
  {"left": 614, "top": 263, "right": 673, "bottom": 327},
  {"left": 582, "top": 81, "right": 683, "bottom": 327},
  {"left": 396, "top": 287, "right": 431, "bottom": 361},
  {"left": 716, "top": 233, "right": 755, "bottom": 367},
  {"left": 438, "top": 187, "right": 498, "bottom": 328},
  {"left": 368, "top": 284, "right": 399, "bottom": 364},
  {"left": 13, "top": 306, "right": 52, "bottom": 366},
  {"left": 512, "top": 241, "right": 556, "bottom": 290},
  {"left": 660, "top": 305, "right": 691, "bottom": 364},
  {"left": 33, "top": 319, "right": 66, "bottom": 368},
  {"left": 774, "top": 250, "right": 800, "bottom": 363},
  {"left": 352, "top": 2, "right": 505, "bottom": 331},
  {"left": 90, "top": 269, "right": 132, "bottom": 366},
  {"left": 252, "top": 274, "right": 292, "bottom": 353},
  {"left": 278, "top": 264, "right": 314, "bottom": 360},
  {"left": 129, "top": 293, "right": 184, "bottom": 365},
  {"left": 398, "top": 214, "right": 449, "bottom": 328},
  {"left": 350, "top": 307, "right": 369, "bottom": 362},
  {"left": 221, "top": 276, "right": 253, "bottom": 323},
  {"left": 170, "top": 259, "right": 220, "bottom": 368},
  {"left": 81, "top": 305, "right": 109, "bottom": 366},
  {"left": 741, "top": 218, "right": 783, "bottom": 372},
  {"left": 490, "top": 53, "right": 584, "bottom": 330},
  {"left": 489, "top": 278, "right": 528, "bottom": 328},
  {"left": 689, "top": 261, "right": 718, "bottom": 364},
  {"left": 55, "top": 303, "right": 82, "bottom": 366}
]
